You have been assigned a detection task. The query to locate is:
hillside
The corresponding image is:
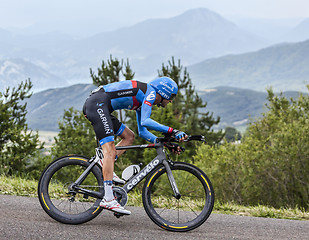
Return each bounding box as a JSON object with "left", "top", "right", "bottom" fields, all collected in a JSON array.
[
  {"left": 24, "top": 84, "right": 305, "bottom": 132},
  {"left": 284, "top": 18, "right": 309, "bottom": 42},
  {"left": 198, "top": 87, "right": 303, "bottom": 129},
  {"left": 188, "top": 40, "right": 309, "bottom": 92},
  {"left": 25, "top": 84, "right": 95, "bottom": 131},
  {"left": 0, "top": 59, "right": 67, "bottom": 92}
]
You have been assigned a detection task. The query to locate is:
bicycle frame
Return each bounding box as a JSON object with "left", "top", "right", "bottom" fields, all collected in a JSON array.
[{"left": 72, "top": 142, "right": 181, "bottom": 199}]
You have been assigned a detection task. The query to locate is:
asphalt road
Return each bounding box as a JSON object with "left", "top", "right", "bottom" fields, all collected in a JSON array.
[{"left": 0, "top": 195, "right": 308, "bottom": 240}]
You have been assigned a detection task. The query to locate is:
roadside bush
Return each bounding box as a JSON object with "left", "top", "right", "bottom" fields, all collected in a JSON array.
[{"left": 194, "top": 87, "right": 309, "bottom": 210}]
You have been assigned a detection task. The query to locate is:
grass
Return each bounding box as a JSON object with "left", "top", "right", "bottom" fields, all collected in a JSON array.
[
  {"left": 1, "top": 175, "right": 308, "bottom": 221},
  {"left": 214, "top": 202, "right": 309, "bottom": 221},
  {"left": 0, "top": 175, "right": 38, "bottom": 198}
]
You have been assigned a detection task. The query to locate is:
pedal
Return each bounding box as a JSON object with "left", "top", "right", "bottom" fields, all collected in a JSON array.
[{"left": 114, "top": 212, "right": 124, "bottom": 218}]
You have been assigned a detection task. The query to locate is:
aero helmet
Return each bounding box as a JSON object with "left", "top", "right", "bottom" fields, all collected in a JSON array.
[{"left": 149, "top": 77, "right": 178, "bottom": 100}]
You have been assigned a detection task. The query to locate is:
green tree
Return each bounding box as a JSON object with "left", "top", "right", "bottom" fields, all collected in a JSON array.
[
  {"left": 51, "top": 107, "right": 97, "bottom": 159},
  {"left": 90, "top": 55, "right": 124, "bottom": 86},
  {"left": 224, "top": 127, "right": 241, "bottom": 142},
  {"left": 194, "top": 86, "right": 309, "bottom": 210},
  {"left": 0, "top": 79, "right": 43, "bottom": 176}
]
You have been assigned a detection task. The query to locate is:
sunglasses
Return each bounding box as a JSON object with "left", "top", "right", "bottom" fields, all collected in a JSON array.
[{"left": 169, "top": 94, "right": 176, "bottom": 100}]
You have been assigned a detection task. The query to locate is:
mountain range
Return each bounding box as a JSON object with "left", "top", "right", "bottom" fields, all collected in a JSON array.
[
  {"left": 284, "top": 18, "right": 309, "bottom": 42},
  {"left": 25, "top": 84, "right": 95, "bottom": 131},
  {"left": 0, "top": 8, "right": 271, "bottom": 92},
  {"left": 0, "top": 58, "right": 67, "bottom": 92},
  {"left": 198, "top": 87, "right": 304, "bottom": 129},
  {"left": 0, "top": 8, "right": 308, "bottom": 94},
  {"left": 188, "top": 39, "right": 309, "bottom": 92},
  {"left": 77, "top": 8, "right": 268, "bottom": 76}
]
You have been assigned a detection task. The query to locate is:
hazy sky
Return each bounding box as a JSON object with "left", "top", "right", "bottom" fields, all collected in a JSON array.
[{"left": 0, "top": 0, "right": 308, "bottom": 35}]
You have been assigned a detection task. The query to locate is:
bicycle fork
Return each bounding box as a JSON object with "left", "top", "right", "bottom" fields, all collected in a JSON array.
[
  {"left": 162, "top": 159, "right": 181, "bottom": 199},
  {"left": 154, "top": 146, "right": 182, "bottom": 200}
]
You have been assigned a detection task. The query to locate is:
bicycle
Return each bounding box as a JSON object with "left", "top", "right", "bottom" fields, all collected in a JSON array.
[{"left": 38, "top": 135, "right": 214, "bottom": 232}]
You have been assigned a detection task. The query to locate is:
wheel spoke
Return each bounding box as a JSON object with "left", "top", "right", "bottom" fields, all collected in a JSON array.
[
  {"left": 145, "top": 163, "right": 214, "bottom": 231},
  {"left": 39, "top": 157, "right": 104, "bottom": 224},
  {"left": 181, "top": 199, "right": 199, "bottom": 216}
]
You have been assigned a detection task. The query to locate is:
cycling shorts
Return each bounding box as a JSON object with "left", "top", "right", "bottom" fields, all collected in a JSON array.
[{"left": 83, "top": 89, "right": 126, "bottom": 146}]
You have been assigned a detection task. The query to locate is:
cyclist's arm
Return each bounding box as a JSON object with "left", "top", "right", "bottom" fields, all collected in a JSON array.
[
  {"left": 139, "top": 93, "right": 173, "bottom": 135},
  {"left": 136, "top": 110, "right": 158, "bottom": 143},
  {"left": 139, "top": 97, "right": 187, "bottom": 142}
]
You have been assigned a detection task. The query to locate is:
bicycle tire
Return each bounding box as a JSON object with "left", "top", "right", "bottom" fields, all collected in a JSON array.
[
  {"left": 142, "top": 162, "right": 214, "bottom": 232},
  {"left": 38, "top": 155, "right": 104, "bottom": 224}
]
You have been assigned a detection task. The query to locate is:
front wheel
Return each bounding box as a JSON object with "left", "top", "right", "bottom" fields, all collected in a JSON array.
[
  {"left": 38, "top": 155, "right": 104, "bottom": 224},
  {"left": 142, "top": 162, "right": 214, "bottom": 232}
]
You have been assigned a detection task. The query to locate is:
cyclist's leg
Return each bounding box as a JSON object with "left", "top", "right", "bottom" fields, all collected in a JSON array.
[
  {"left": 112, "top": 117, "right": 135, "bottom": 156},
  {"left": 101, "top": 141, "right": 116, "bottom": 183},
  {"left": 100, "top": 141, "right": 131, "bottom": 214},
  {"left": 83, "top": 91, "right": 116, "bottom": 196},
  {"left": 116, "top": 127, "right": 135, "bottom": 156},
  {"left": 83, "top": 92, "right": 131, "bottom": 214}
]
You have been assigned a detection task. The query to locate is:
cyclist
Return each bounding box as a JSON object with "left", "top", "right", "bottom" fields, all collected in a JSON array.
[{"left": 83, "top": 76, "right": 188, "bottom": 215}]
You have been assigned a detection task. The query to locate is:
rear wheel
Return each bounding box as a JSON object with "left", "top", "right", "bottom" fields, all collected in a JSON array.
[
  {"left": 38, "top": 156, "right": 104, "bottom": 224},
  {"left": 142, "top": 162, "right": 214, "bottom": 232}
]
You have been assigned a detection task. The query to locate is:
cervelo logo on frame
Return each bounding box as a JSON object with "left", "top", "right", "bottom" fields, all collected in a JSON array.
[
  {"left": 146, "top": 91, "right": 156, "bottom": 101},
  {"left": 126, "top": 159, "right": 160, "bottom": 190}
]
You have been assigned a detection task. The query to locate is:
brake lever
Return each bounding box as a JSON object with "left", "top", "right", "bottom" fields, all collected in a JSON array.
[
  {"left": 185, "top": 135, "right": 206, "bottom": 143},
  {"left": 161, "top": 134, "right": 206, "bottom": 143}
]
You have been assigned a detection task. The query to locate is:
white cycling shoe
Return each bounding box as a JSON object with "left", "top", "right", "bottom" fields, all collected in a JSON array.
[
  {"left": 113, "top": 172, "right": 125, "bottom": 184},
  {"left": 100, "top": 198, "right": 131, "bottom": 215}
]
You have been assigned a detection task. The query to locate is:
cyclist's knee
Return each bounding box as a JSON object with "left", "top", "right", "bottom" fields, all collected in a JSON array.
[
  {"left": 101, "top": 142, "right": 117, "bottom": 160},
  {"left": 121, "top": 128, "right": 135, "bottom": 144},
  {"left": 127, "top": 130, "right": 135, "bottom": 144}
]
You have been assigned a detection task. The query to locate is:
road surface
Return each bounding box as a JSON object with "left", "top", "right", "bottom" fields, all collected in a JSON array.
[{"left": 0, "top": 195, "right": 308, "bottom": 239}]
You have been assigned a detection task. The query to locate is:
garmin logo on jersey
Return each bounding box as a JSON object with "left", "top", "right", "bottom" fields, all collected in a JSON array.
[
  {"left": 97, "top": 109, "right": 112, "bottom": 134},
  {"left": 117, "top": 90, "right": 133, "bottom": 97},
  {"left": 127, "top": 159, "right": 160, "bottom": 190}
]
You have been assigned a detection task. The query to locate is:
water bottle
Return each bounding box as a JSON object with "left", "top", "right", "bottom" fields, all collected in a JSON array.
[{"left": 121, "top": 164, "right": 142, "bottom": 181}]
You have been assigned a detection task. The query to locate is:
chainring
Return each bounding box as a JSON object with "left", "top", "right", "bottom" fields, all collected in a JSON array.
[{"left": 113, "top": 186, "right": 128, "bottom": 207}]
